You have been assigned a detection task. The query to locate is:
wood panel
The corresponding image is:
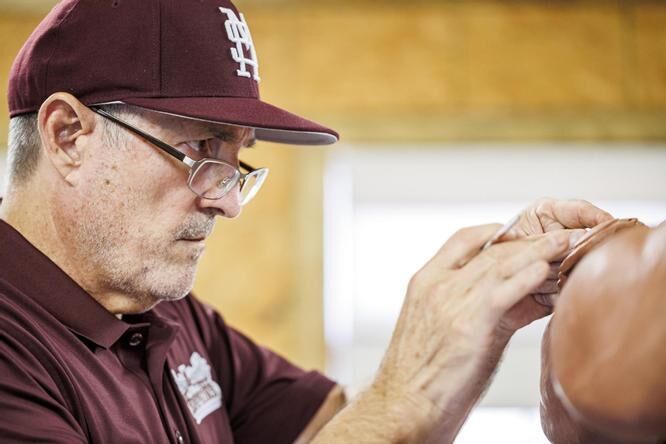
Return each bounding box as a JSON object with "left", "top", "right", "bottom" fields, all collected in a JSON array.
[
  {"left": 0, "top": 15, "right": 42, "bottom": 145},
  {"left": 246, "top": 1, "right": 666, "bottom": 141}
]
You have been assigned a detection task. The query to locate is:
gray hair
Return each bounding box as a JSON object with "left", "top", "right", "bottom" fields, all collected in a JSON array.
[
  {"left": 5, "top": 104, "right": 141, "bottom": 187},
  {"left": 6, "top": 113, "right": 40, "bottom": 187}
]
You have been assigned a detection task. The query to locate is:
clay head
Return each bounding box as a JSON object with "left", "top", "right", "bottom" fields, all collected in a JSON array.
[{"left": 549, "top": 222, "right": 666, "bottom": 442}]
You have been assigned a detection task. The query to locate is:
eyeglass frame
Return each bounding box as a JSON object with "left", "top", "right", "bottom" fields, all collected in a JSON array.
[{"left": 89, "top": 106, "right": 268, "bottom": 203}]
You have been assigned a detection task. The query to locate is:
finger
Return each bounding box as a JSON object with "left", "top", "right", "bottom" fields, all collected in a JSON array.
[
  {"left": 547, "top": 199, "right": 614, "bottom": 230},
  {"left": 492, "top": 261, "right": 550, "bottom": 313},
  {"left": 495, "top": 231, "right": 570, "bottom": 279},
  {"left": 565, "top": 229, "right": 587, "bottom": 251},
  {"left": 430, "top": 223, "right": 502, "bottom": 270},
  {"left": 533, "top": 293, "right": 558, "bottom": 307},
  {"left": 533, "top": 279, "right": 559, "bottom": 295},
  {"left": 504, "top": 230, "right": 585, "bottom": 260}
]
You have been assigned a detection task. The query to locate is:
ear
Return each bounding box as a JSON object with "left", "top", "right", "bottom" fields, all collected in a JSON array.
[{"left": 37, "top": 93, "right": 98, "bottom": 186}]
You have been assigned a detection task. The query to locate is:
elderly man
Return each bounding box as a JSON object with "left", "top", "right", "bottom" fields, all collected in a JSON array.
[{"left": 0, "top": 0, "right": 612, "bottom": 443}]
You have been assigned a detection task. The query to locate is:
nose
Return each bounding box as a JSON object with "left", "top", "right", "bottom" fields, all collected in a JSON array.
[{"left": 197, "top": 187, "right": 242, "bottom": 219}]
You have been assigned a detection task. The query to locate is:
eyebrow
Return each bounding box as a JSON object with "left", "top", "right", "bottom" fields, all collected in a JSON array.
[{"left": 208, "top": 128, "right": 256, "bottom": 148}]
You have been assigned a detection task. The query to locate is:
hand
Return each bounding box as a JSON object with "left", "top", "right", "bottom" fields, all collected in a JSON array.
[
  {"left": 502, "top": 198, "right": 613, "bottom": 239},
  {"left": 371, "top": 225, "right": 572, "bottom": 441},
  {"left": 495, "top": 198, "right": 614, "bottom": 335}
]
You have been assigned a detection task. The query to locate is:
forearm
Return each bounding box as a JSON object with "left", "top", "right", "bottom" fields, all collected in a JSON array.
[
  {"left": 295, "top": 385, "right": 347, "bottom": 444},
  {"left": 421, "top": 332, "right": 511, "bottom": 443},
  {"left": 312, "top": 334, "right": 512, "bottom": 444},
  {"left": 310, "top": 386, "right": 433, "bottom": 443}
]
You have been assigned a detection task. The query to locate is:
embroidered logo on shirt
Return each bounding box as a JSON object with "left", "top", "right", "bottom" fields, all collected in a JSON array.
[
  {"left": 171, "top": 352, "right": 223, "bottom": 424},
  {"left": 219, "top": 7, "right": 260, "bottom": 81}
]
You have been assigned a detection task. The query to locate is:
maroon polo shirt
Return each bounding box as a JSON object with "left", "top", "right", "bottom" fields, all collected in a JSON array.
[{"left": 0, "top": 219, "right": 335, "bottom": 443}]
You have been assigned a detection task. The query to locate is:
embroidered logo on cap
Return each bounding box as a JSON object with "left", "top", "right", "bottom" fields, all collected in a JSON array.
[
  {"left": 219, "top": 7, "right": 260, "bottom": 82},
  {"left": 171, "top": 352, "right": 223, "bottom": 424}
]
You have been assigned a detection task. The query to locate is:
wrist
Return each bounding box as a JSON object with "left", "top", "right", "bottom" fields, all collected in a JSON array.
[
  {"left": 363, "top": 381, "right": 440, "bottom": 442},
  {"left": 492, "top": 324, "right": 516, "bottom": 346},
  {"left": 311, "top": 383, "right": 436, "bottom": 444}
]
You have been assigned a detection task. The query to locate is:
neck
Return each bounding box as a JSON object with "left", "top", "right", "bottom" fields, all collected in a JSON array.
[
  {"left": 0, "top": 184, "right": 57, "bottom": 259},
  {"left": 0, "top": 183, "right": 153, "bottom": 315}
]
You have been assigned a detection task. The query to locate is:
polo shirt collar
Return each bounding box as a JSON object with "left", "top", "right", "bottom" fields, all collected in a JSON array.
[{"left": 0, "top": 219, "right": 129, "bottom": 348}]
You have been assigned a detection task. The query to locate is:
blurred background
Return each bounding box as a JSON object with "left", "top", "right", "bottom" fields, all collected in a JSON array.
[{"left": 1, "top": 0, "right": 665, "bottom": 442}]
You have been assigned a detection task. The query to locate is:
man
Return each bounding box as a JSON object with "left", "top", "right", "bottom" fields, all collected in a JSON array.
[{"left": 0, "top": 0, "right": 612, "bottom": 442}]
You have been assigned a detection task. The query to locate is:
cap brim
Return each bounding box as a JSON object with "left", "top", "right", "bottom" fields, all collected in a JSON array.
[{"left": 119, "top": 97, "right": 338, "bottom": 146}]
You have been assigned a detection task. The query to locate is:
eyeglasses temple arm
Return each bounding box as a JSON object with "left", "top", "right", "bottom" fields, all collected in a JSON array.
[
  {"left": 92, "top": 107, "right": 258, "bottom": 172},
  {"left": 90, "top": 107, "right": 188, "bottom": 163},
  {"left": 239, "top": 160, "right": 255, "bottom": 172}
]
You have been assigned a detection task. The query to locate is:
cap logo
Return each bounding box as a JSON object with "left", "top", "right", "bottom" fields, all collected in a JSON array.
[{"left": 219, "top": 7, "right": 260, "bottom": 82}]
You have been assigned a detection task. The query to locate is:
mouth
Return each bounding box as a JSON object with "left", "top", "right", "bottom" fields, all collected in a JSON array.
[{"left": 175, "top": 218, "right": 215, "bottom": 243}]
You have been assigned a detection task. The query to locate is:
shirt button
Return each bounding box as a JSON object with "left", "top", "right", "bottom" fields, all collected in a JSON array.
[
  {"left": 128, "top": 332, "right": 143, "bottom": 347},
  {"left": 175, "top": 430, "right": 184, "bottom": 444}
]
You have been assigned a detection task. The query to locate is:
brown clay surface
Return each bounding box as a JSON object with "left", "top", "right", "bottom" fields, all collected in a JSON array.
[
  {"left": 549, "top": 223, "right": 666, "bottom": 441},
  {"left": 557, "top": 218, "right": 643, "bottom": 289}
]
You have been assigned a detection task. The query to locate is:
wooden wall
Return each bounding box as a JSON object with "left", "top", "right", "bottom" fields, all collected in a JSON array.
[
  {"left": 2, "top": 1, "right": 665, "bottom": 371},
  {"left": 247, "top": 1, "right": 666, "bottom": 142},
  {"left": 0, "top": 14, "right": 42, "bottom": 145}
]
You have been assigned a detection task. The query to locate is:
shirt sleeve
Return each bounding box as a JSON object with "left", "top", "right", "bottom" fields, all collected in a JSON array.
[
  {"left": 0, "top": 333, "right": 87, "bottom": 443},
  {"left": 185, "top": 295, "right": 336, "bottom": 444}
]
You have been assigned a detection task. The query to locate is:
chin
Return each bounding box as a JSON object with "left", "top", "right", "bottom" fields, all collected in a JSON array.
[
  {"left": 119, "top": 247, "right": 201, "bottom": 305},
  {"left": 152, "top": 279, "right": 195, "bottom": 303},
  {"left": 144, "top": 265, "right": 198, "bottom": 304},
  {"left": 157, "top": 289, "right": 192, "bottom": 302}
]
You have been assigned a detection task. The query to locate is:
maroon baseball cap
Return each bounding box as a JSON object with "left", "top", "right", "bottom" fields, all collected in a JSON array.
[{"left": 8, "top": 0, "right": 338, "bottom": 145}]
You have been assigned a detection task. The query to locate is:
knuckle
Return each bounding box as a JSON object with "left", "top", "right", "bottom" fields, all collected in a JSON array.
[
  {"left": 534, "top": 198, "right": 554, "bottom": 213},
  {"left": 539, "top": 232, "right": 567, "bottom": 250},
  {"left": 532, "top": 196, "right": 552, "bottom": 208},
  {"left": 551, "top": 231, "right": 570, "bottom": 247},
  {"left": 451, "top": 226, "right": 475, "bottom": 242},
  {"left": 408, "top": 270, "right": 426, "bottom": 291},
  {"left": 408, "top": 268, "right": 442, "bottom": 292}
]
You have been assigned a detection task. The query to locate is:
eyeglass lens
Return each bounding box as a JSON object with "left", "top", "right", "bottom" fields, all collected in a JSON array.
[
  {"left": 239, "top": 169, "right": 268, "bottom": 206},
  {"left": 188, "top": 161, "right": 267, "bottom": 205}
]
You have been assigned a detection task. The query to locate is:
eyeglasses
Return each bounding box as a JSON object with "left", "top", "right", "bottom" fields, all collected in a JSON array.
[{"left": 90, "top": 106, "right": 269, "bottom": 206}]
